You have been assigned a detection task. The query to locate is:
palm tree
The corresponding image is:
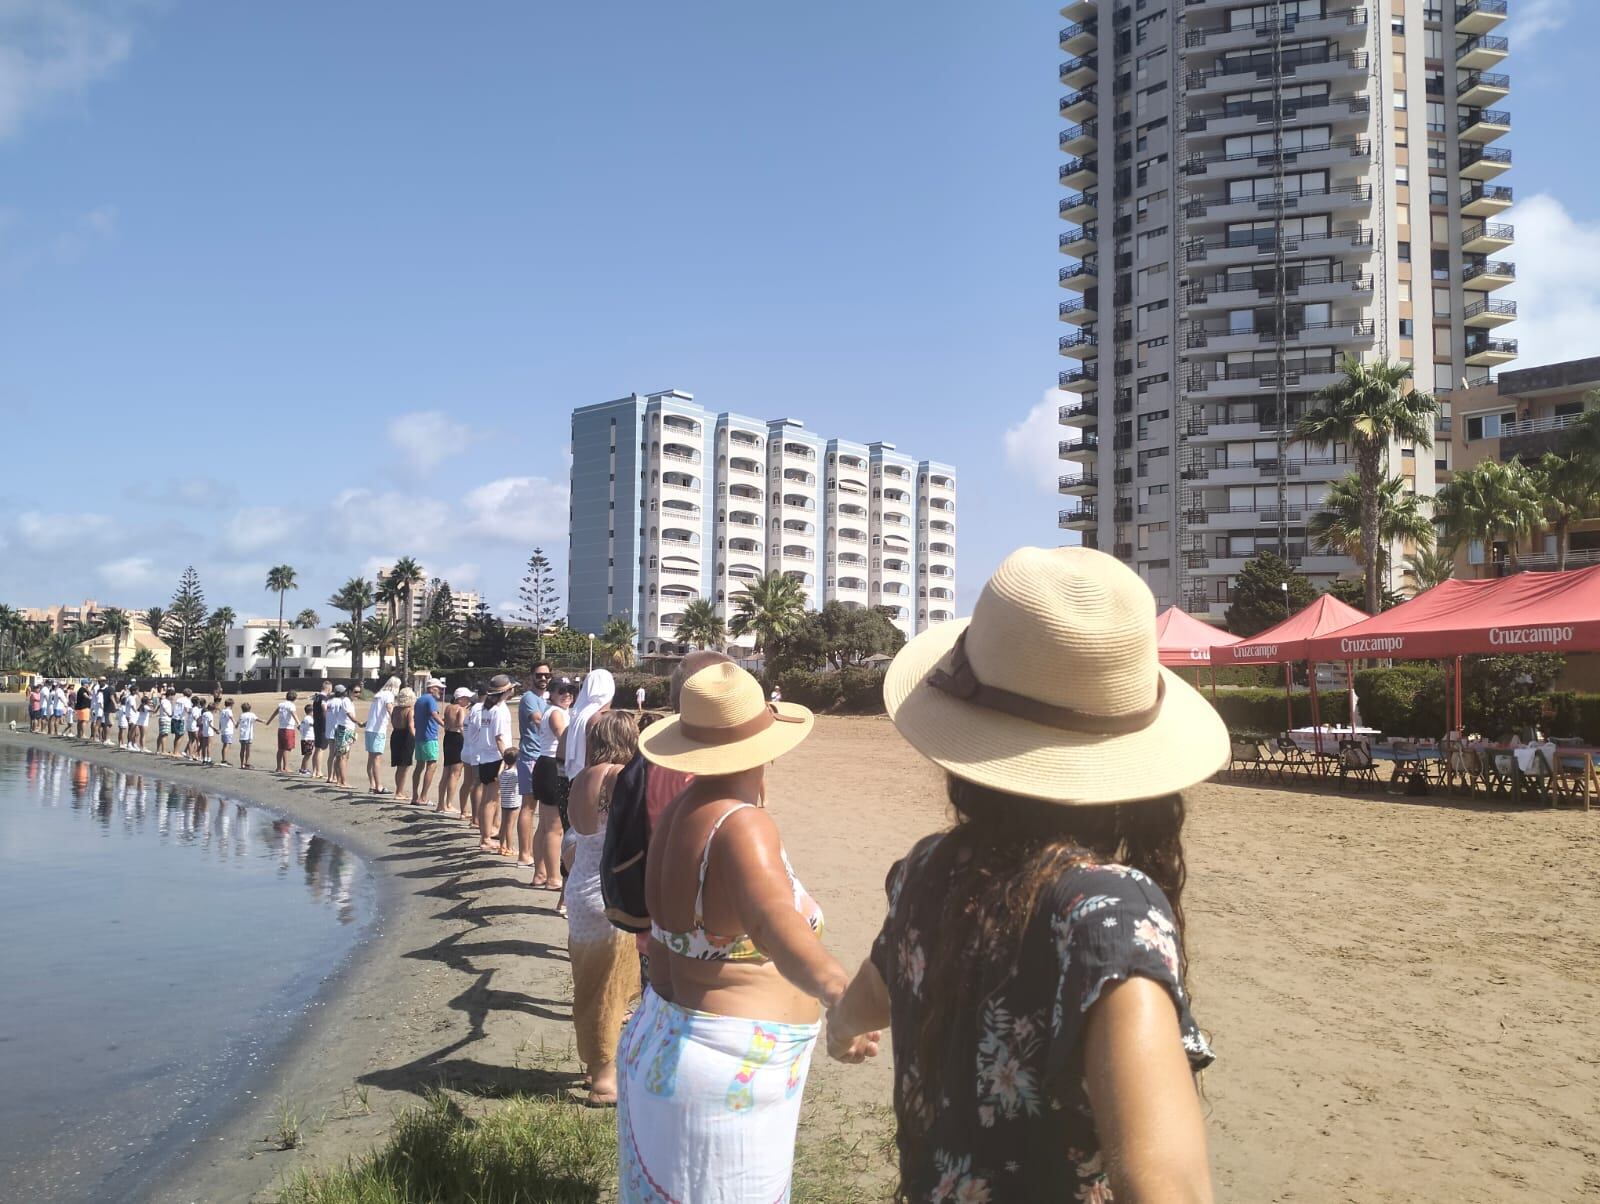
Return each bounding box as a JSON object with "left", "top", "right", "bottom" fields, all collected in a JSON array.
[
  {"left": 125, "top": 647, "right": 159, "bottom": 678},
  {"left": 0, "top": 604, "right": 25, "bottom": 670},
  {"left": 208, "top": 606, "right": 236, "bottom": 631},
  {"left": 364, "top": 614, "right": 402, "bottom": 671},
  {"left": 254, "top": 629, "right": 292, "bottom": 683},
  {"left": 1533, "top": 452, "right": 1600, "bottom": 571},
  {"left": 729, "top": 572, "right": 808, "bottom": 654},
  {"left": 98, "top": 608, "right": 131, "bottom": 670},
  {"left": 265, "top": 565, "right": 298, "bottom": 690},
  {"left": 598, "top": 616, "right": 639, "bottom": 669},
  {"left": 1560, "top": 400, "right": 1600, "bottom": 472},
  {"left": 195, "top": 626, "right": 228, "bottom": 680},
  {"left": 1293, "top": 356, "right": 1437, "bottom": 614},
  {"left": 294, "top": 608, "right": 320, "bottom": 629},
  {"left": 385, "top": 557, "right": 425, "bottom": 676},
  {"left": 674, "top": 598, "right": 727, "bottom": 650},
  {"left": 328, "top": 577, "right": 375, "bottom": 686},
  {"left": 1405, "top": 546, "right": 1458, "bottom": 594},
  {"left": 35, "top": 633, "right": 94, "bottom": 678},
  {"left": 1437, "top": 459, "right": 1545, "bottom": 576},
  {"left": 143, "top": 606, "right": 167, "bottom": 641},
  {"left": 1308, "top": 473, "right": 1434, "bottom": 578}
]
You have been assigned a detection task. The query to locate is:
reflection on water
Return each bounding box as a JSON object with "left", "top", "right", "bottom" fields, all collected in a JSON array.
[{"left": 0, "top": 741, "right": 371, "bottom": 1204}]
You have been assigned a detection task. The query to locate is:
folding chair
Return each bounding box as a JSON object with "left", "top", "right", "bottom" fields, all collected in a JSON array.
[
  {"left": 1553, "top": 752, "right": 1598, "bottom": 812},
  {"left": 1524, "top": 746, "right": 1558, "bottom": 807},
  {"left": 1338, "top": 739, "right": 1379, "bottom": 793},
  {"left": 1482, "top": 749, "right": 1517, "bottom": 799},
  {"left": 1439, "top": 738, "right": 1474, "bottom": 796},
  {"left": 1229, "top": 740, "right": 1266, "bottom": 782},
  {"left": 1274, "top": 735, "right": 1311, "bottom": 783}
]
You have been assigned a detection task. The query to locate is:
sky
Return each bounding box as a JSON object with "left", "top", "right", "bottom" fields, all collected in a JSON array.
[{"left": 1, "top": 0, "right": 1596, "bottom": 626}]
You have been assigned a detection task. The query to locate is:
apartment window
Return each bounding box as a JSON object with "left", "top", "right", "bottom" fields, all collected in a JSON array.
[
  {"left": 1137, "top": 373, "right": 1169, "bottom": 395},
  {"left": 1136, "top": 299, "right": 1168, "bottom": 330},
  {"left": 1433, "top": 327, "right": 1454, "bottom": 358},
  {"left": 311, "top": 646, "right": 323, "bottom": 658},
  {"left": 1391, "top": 19, "right": 1405, "bottom": 35},
  {"left": 1465, "top": 411, "right": 1516, "bottom": 441},
  {"left": 1136, "top": 155, "right": 1167, "bottom": 187},
  {"left": 1395, "top": 165, "right": 1409, "bottom": 185},
  {"left": 1426, "top": 101, "right": 1446, "bottom": 134},
  {"left": 235, "top": 645, "right": 244, "bottom": 658},
  {"left": 1431, "top": 250, "right": 1451, "bottom": 281},
  {"left": 1433, "top": 287, "right": 1451, "bottom": 316},
  {"left": 1394, "top": 90, "right": 1407, "bottom": 110},
  {"left": 1398, "top": 240, "right": 1411, "bottom": 262},
  {"left": 1425, "top": 30, "right": 1444, "bottom": 60},
  {"left": 1399, "top": 318, "right": 1414, "bottom": 338}
]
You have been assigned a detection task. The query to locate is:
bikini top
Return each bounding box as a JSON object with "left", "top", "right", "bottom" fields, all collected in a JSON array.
[{"left": 651, "top": 803, "right": 824, "bottom": 963}]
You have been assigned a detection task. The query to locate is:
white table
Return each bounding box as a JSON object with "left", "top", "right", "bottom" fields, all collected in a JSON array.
[{"left": 1288, "top": 726, "right": 1381, "bottom": 753}]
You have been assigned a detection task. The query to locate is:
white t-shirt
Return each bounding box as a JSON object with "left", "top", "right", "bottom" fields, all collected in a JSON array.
[
  {"left": 239, "top": 712, "right": 257, "bottom": 741},
  {"left": 160, "top": 697, "right": 173, "bottom": 719},
  {"left": 299, "top": 713, "right": 315, "bottom": 742},
  {"left": 220, "top": 708, "right": 235, "bottom": 737},
  {"left": 364, "top": 689, "right": 394, "bottom": 735},
  {"left": 464, "top": 702, "right": 511, "bottom": 765},
  {"left": 325, "top": 696, "right": 356, "bottom": 732},
  {"left": 199, "top": 711, "right": 214, "bottom": 737},
  {"left": 275, "top": 700, "right": 297, "bottom": 729}
]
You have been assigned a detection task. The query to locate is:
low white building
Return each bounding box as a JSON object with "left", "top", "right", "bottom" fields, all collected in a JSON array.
[{"left": 224, "top": 620, "right": 364, "bottom": 682}]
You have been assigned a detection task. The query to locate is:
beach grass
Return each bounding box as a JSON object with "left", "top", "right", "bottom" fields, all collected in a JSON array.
[{"left": 274, "top": 1080, "right": 897, "bottom": 1204}]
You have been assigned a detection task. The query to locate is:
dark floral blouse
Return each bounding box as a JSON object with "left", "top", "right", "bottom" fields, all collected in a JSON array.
[{"left": 869, "top": 834, "right": 1213, "bottom": 1203}]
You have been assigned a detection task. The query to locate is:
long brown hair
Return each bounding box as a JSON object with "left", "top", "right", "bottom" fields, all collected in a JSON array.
[
  {"left": 585, "top": 710, "right": 639, "bottom": 770},
  {"left": 909, "top": 776, "right": 1189, "bottom": 1141}
]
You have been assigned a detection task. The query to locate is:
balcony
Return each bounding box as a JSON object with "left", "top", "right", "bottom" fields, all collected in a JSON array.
[
  {"left": 1059, "top": 54, "right": 1097, "bottom": 89},
  {"left": 1460, "top": 144, "right": 1511, "bottom": 179},
  {"left": 1059, "top": 19, "right": 1097, "bottom": 56},
  {"left": 1184, "top": 357, "right": 1341, "bottom": 403},
  {"left": 1458, "top": 108, "right": 1510, "bottom": 144},
  {"left": 1183, "top": 183, "right": 1373, "bottom": 224},
  {"left": 1465, "top": 336, "right": 1518, "bottom": 367},
  {"left": 1456, "top": 34, "right": 1508, "bottom": 71},
  {"left": 1058, "top": 504, "right": 1097, "bottom": 530},
  {"left": 1184, "top": 225, "right": 1373, "bottom": 268},
  {"left": 1059, "top": 190, "right": 1097, "bottom": 223},
  {"left": 1187, "top": 504, "right": 1309, "bottom": 531},
  {"left": 1059, "top": 87, "right": 1097, "bottom": 123},
  {"left": 1181, "top": 138, "right": 1371, "bottom": 182},
  {"left": 661, "top": 444, "right": 701, "bottom": 464},
  {"left": 1059, "top": 224, "right": 1097, "bottom": 258},
  {"left": 1183, "top": 318, "right": 1375, "bottom": 354},
  {"left": 1059, "top": 156, "right": 1098, "bottom": 190},
  {"left": 1187, "top": 50, "right": 1369, "bottom": 94},
  {"left": 1182, "top": 6, "right": 1369, "bottom": 55},
  {"left": 1058, "top": 472, "right": 1098, "bottom": 494},
  {"left": 1059, "top": 435, "right": 1099, "bottom": 462},
  {"left": 1058, "top": 331, "right": 1099, "bottom": 360},
  {"left": 1456, "top": 70, "right": 1509, "bottom": 108},
  {"left": 1461, "top": 183, "right": 1513, "bottom": 218},
  {"left": 1462, "top": 221, "right": 1514, "bottom": 254},
  {"left": 1059, "top": 258, "right": 1099, "bottom": 291},
  {"left": 1462, "top": 258, "right": 1515, "bottom": 290},
  {"left": 1059, "top": 0, "right": 1096, "bottom": 21},
  {"left": 1059, "top": 397, "right": 1099, "bottom": 426},
  {"left": 1184, "top": 267, "right": 1372, "bottom": 313},
  {"left": 1186, "top": 95, "right": 1369, "bottom": 140},
  {"left": 1059, "top": 120, "right": 1097, "bottom": 157},
  {"left": 1463, "top": 297, "right": 1517, "bottom": 327},
  {"left": 1456, "top": 0, "right": 1507, "bottom": 36},
  {"left": 1058, "top": 365, "right": 1098, "bottom": 393},
  {"left": 1059, "top": 296, "right": 1098, "bottom": 325}
]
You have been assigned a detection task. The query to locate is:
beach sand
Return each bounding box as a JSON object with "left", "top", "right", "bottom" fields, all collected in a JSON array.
[{"left": 4, "top": 714, "right": 1597, "bottom": 1201}]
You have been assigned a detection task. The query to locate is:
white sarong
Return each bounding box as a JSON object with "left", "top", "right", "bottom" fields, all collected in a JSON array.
[{"left": 617, "top": 988, "right": 820, "bottom": 1203}]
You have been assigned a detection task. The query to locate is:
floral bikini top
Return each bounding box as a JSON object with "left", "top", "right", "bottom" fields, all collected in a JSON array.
[{"left": 651, "top": 803, "right": 824, "bottom": 962}]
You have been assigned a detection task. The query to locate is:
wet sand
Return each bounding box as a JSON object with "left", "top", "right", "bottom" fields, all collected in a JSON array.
[{"left": 3, "top": 714, "right": 1597, "bottom": 1201}]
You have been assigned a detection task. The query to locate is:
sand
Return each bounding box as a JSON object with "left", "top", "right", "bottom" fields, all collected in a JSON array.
[{"left": 4, "top": 713, "right": 1597, "bottom": 1201}]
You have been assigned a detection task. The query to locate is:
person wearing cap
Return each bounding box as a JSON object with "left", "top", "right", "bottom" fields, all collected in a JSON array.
[
  {"left": 823, "top": 547, "right": 1227, "bottom": 1202},
  {"left": 409, "top": 679, "right": 445, "bottom": 808},
  {"left": 466, "top": 674, "right": 517, "bottom": 850},
  {"left": 530, "top": 676, "right": 576, "bottom": 888},
  {"left": 618, "top": 661, "right": 847, "bottom": 1202},
  {"left": 325, "top": 684, "right": 356, "bottom": 788},
  {"left": 438, "top": 686, "right": 472, "bottom": 816}
]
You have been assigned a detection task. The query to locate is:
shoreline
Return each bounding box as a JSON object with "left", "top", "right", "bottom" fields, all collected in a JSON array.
[{"left": 0, "top": 726, "right": 587, "bottom": 1204}]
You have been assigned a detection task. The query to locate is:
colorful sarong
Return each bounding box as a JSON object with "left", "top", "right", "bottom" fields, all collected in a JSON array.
[{"left": 617, "top": 988, "right": 819, "bottom": 1203}]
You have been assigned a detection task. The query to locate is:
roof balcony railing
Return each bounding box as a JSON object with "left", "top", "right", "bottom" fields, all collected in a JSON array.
[
  {"left": 1463, "top": 297, "right": 1517, "bottom": 322},
  {"left": 1182, "top": 137, "right": 1370, "bottom": 175},
  {"left": 1458, "top": 108, "right": 1511, "bottom": 136},
  {"left": 1456, "top": 34, "right": 1509, "bottom": 68},
  {"left": 1183, "top": 5, "right": 1368, "bottom": 48},
  {"left": 1187, "top": 49, "right": 1368, "bottom": 89}
]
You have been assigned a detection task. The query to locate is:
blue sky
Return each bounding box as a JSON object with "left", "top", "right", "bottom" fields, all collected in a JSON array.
[{"left": 1, "top": 0, "right": 1595, "bottom": 624}]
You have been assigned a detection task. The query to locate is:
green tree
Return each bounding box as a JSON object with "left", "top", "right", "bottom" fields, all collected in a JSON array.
[
  {"left": 386, "top": 557, "right": 425, "bottom": 676},
  {"left": 328, "top": 577, "right": 375, "bottom": 686},
  {"left": 208, "top": 606, "right": 236, "bottom": 631},
  {"left": 1436, "top": 459, "right": 1544, "bottom": 576},
  {"left": 1226, "top": 551, "right": 1320, "bottom": 636},
  {"left": 728, "top": 572, "right": 807, "bottom": 654},
  {"left": 34, "top": 633, "right": 94, "bottom": 678},
  {"left": 142, "top": 606, "right": 167, "bottom": 641},
  {"left": 98, "top": 607, "right": 131, "bottom": 670},
  {"left": 0, "top": 604, "right": 27, "bottom": 670},
  {"left": 1308, "top": 472, "right": 1434, "bottom": 581},
  {"left": 674, "top": 598, "right": 727, "bottom": 650},
  {"left": 426, "top": 580, "right": 457, "bottom": 628},
  {"left": 195, "top": 626, "right": 228, "bottom": 680},
  {"left": 1405, "top": 546, "right": 1458, "bottom": 594},
  {"left": 168, "top": 566, "right": 207, "bottom": 677},
  {"left": 124, "top": 647, "right": 159, "bottom": 679},
  {"left": 542, "top": 624, "right": 593, "bottom": 669},
  {"left": 1532, "top": 452, "right": 1600, "bottom": 572},
  {"left": 518, "top": 548, "right": 561, "bottom": 660},
  {"left": 1325, "top": 577, "right": 1401, "bottom": 613},
  {"left": 1293, "top": 356, "right": 1437, "bottom": 614},
  {"left": 265, "top": 565, "right": 298, "bottom": 689},
  {"left": 598, "top": 617, "right": 638, "bottom": 669},
  {"left": 1559, "top": 398, "right": 1600, "bottom": 472},
  {"left": 254, "top": 628, "right": 292, "bottom": 683},
  {"left": 772, "top": 602, "right": 906, "bottom": 672},
  {"left": 363, "top": 613, "right": 402, "bottom": 670},
  {"left": 294, "top": 608, "right": 320, "bottom": 629}
]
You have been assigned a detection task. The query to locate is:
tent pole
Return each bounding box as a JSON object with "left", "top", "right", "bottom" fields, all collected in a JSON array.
[
  {"left": 1210, "top": 665, "right": 1218, "bottom": 701},
  {"left": 1284, "top": 662, "right": 1295, "bottom": 733},
  {"left": 1455, "top": 655, "right": 1465, "bottom": 735},
  {"left": 1310, "top": 662, "right": 1323, "bottom": 755}
]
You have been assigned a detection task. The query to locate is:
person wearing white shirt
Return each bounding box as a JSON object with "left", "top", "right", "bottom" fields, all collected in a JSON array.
[
  {"left": 470, "top": 675, "right": 518, "bottom": 852},
  {"left": 326, "top": 685, "right": 358, "bottom": 788},
  {"left": 364, "top": 676, "right": 401, "bottom": 794},
  {"left": 238, "top": 703, "right": 257, "bottom": 769},
  {"left": 219, "top": 701, "right": 236, "bottom": 766},
  {"left": 273, "top": 691, "right": 300, "bottom": 774}
]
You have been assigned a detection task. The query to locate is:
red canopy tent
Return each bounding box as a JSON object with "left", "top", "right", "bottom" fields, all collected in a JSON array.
[
  {"left": 1212, "top": 594, "right": 1370, "bottom": 741},
  {"left": 1156, "top": 606, "right": 1242, "bottom": 700},
  {"left": 1300, "top": 565, "right": 1600, "bottom": 731}
]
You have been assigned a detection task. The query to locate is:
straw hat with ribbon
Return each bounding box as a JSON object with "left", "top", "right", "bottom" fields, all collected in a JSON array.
[
  {"left": 639, "top": 661, "right": 813, "bottom": 774},
  {"left": 886, "top": 546, "right": 1228, "bottom": 805}
]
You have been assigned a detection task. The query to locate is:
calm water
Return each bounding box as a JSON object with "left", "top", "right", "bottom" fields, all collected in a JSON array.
[{"left": 0, "top": 740, "right": 373, "bottom": 1203}]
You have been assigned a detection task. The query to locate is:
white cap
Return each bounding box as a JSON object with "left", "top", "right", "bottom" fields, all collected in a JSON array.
[{"left": 453, "top": 687, "right": 473, "bottom": 700}]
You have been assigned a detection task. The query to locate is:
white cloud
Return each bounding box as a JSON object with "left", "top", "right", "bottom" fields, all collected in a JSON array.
[
  {"left": 221, "top": 506, "right": 294, "bottom": 554},
  {"left": 1509, "top": 0, "right": 1571, "bottom": 42},
  {"left": 437, "top": 561, "right": 479, "bottom": 586},
  {"left": 98, "top": 555, "right": 160, "bottom": 590},
  {"left": 387, "top": 410, "right": 471, "bottom": 473},
  {"left": 15, "top": 509, "right": 115, "bottom": 551},
  {"left": 1502, "top": 194, "right": 1600, "bottom": 372},
  {"left": 462, "top": 476, "right": 568, "bottom": 544},
  {"left": 1003, "top": 390, "right": 1069, "bottom": 495},
  {"left": 0, "top": 1, "right": 136, "bottom": 140}
]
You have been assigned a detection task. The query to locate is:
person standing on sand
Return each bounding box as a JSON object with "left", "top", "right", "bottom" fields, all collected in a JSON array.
[
  {"left": 155, "top": 690, "right": 173, "bottom": 755},
  {"left": 409, "top": 679, "right": 443, "bottom": 808},
  {"left": 364, "top": 676, "right": 400, "bottom": 794},
  {"left": 311, "top": 678, "right": 331, "bottom": 779},
  {"left": 326, "top": 684, "right": 357, "bottom": 788},
  {"left": 515, "top": 665, "right": 553, "bottom": 867},
  {"left": 564, "top": 709, "right": 642, "bottom": 1106},
  {"left": 618, "top": 662, "right": 839, "bottom": 1201},
  {"left": 298, "top": 704, "right": 316, "bottom": 774},
  {"left": 531, "top": 677, "right": 575, "bottom": 887},
  {"left": 272, "top": 691, "right": 299, "bottom": 773},
  {"left": 196, "top": 701, "right": 215, "bottom": 765},
  {"left": 635, "top": 684, "right": 646, "bottom": 712},
  {"left": 238, "top": 702, "right": 256, "bottom": 769},
  {"left": 218, "top": 699, "right": 236, "bottom": 766},
  {"left": 391, "top": 686, "right": 416, "bottom": 800},
  {"left": 439, "top": 687, "right": 471, "bottom": 815},
  {"left": 469, "top": 675, "right": 517, "bottom": 850},
  {"left": 824, "top": 547, "right": 1225, "bottom": 1203},
  {"left": 73, "top": 681, "right": 91, "bottom": 740}
]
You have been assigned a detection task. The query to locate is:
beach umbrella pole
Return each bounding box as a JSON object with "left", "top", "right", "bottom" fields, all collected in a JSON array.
[
  {"left": 1284, "top": 662, "right": 1295, "bottom": 733},
  {"left": 1455, "top": 655, "right": 1464, "bottom": 735},
  {"left": 1309, "top": 663, "right": 1323, "bottom": 755}
]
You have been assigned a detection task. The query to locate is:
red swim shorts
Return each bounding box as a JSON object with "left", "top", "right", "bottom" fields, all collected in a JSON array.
[{"left": 278, "top": 729, "right": 297, "bottom": 752}]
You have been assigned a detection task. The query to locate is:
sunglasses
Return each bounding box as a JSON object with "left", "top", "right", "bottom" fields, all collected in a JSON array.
[{"left": 533, "top": 672, "right": 551, "bottom": 679}]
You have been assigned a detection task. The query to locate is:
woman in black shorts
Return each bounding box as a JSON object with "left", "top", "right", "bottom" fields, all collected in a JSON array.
[
  {"left": 391, "top": 687, "right": 417, "bottom": 801},
  {"left": 438, "top": 687, "right": 470, "bottom": 816},
  {"left": 531, "top": 677, "right": 577, "bottom": 889}
]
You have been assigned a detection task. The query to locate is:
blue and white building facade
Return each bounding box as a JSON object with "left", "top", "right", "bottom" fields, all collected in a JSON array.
[{"left": 570, "top": 391, "right": 957, "bottom": 656}]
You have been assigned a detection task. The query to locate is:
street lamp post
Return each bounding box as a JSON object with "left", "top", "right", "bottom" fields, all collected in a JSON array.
[
  {"left": 1280, "top": 580, "right": 1290, "bottom": 620},
  {"left": 588, "top": 633, "right": 595, "bottom": 673}
]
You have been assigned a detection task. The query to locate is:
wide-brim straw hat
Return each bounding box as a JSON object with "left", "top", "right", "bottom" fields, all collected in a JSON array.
[
  {"left": 639, "top": 661, "right": 814, "bottom": 775},
  {"left": 886, "top": 546, "right": 1228, "bottom": 805}
]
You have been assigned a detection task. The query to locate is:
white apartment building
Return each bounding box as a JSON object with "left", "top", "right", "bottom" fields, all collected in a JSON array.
[
  {"left": 1057, "top": 0, "right": 1513, "bottom": 620},
  {"left": 224, "top": 621, "right": 363, "bottom": 681},
  {"left": 374, "top": 566, "right": 481, "bottom": 625},
  {"left": 569, "top": 391, "right": 958, "bottom": 656}
]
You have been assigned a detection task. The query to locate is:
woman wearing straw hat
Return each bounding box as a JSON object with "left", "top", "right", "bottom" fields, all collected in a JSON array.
[
  {"left": 825, "top": 547, "right": 1227, "bottom": 1202},
  {"left": 618, "top": 661, "right": 849, "bottom": 1203}
]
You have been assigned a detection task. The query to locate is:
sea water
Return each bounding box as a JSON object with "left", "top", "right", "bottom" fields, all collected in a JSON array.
[{"left": 0, "top": 742, "right": 372, "bottom": 1202}]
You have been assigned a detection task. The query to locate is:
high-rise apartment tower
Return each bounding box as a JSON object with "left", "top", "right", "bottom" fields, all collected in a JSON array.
[
  {"left": 1057, "top": 0, "right": 1513, "bottom": 620},
  {"left": 570, "top": 391, "right": 957, "bottom": 655}
]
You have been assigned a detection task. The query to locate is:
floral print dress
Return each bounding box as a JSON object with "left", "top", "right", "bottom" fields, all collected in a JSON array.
[{"left": 869, "top": 834, "right": 1214, "bottom": 1202}]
